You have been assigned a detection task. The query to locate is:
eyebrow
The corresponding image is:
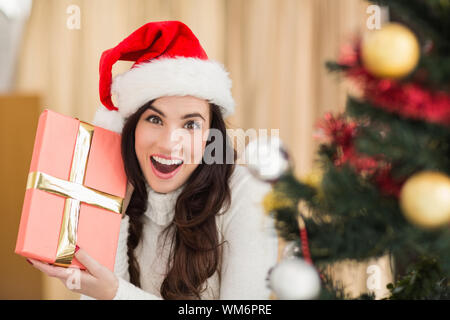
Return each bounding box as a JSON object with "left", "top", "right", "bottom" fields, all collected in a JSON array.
[{"left": 147, "top": 105, "right": 206, "bottom": 121}]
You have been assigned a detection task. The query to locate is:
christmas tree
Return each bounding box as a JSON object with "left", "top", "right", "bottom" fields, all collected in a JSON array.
[{"left": 248, "top": 0, "right": 450, "bottom": 299}]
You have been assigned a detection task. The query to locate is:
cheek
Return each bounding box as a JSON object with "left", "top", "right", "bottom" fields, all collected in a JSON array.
[{"left": 134, "top": 125, "right": 156, "bottom": 159}]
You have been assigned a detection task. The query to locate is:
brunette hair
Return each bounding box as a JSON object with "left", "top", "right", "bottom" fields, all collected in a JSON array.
[{"left": 121, "top": 99, "right": 236, "bottom": 299}]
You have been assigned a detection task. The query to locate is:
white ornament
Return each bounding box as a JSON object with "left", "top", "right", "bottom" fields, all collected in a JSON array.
[
  {"left": 282, "top": 241, "right": 302, "bottom": 260},
  {"left": 245, "top": 136, "right": 291, "bottom": 182},
  {"left": 268, "top": 258, "right": 321, "bottom": 300}
]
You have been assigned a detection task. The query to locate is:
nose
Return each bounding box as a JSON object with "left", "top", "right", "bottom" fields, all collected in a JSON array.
[{"left": 156, "top": 126, "right": 185, "bottom": 156}]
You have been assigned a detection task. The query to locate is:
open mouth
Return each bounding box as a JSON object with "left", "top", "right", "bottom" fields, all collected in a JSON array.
[{"left": 150, "top": 155, "right": 184, "bottom": 178}]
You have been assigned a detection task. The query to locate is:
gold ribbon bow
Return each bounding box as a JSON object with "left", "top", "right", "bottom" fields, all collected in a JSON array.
[{"left": 26, "top": 122, "right": 123, "bottom": 267}]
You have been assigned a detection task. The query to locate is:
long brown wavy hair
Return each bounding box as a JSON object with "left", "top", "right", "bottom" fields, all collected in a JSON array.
[{"left": 121, "top": 99, "right": 236, "bottom": 299}]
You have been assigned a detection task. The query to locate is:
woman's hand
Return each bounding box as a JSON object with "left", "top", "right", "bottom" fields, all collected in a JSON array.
[{"left": 27, "top": 247, "right": 119, "bottom": 300}]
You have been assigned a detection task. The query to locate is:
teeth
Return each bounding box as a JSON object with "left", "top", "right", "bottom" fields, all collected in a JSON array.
[{"left": 152, "top": 156, "right": 183, "bottom": 166}]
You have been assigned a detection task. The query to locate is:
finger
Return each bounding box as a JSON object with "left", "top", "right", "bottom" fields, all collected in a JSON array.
[
  {"left": 28, "top": 258, "right": 70, "bottom": 280},
  {"left": 74, "top": 247, "right": 104, "bottom": 277}
]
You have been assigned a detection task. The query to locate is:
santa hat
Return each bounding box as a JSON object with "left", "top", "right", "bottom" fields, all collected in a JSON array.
[{"left": 92, "top": 21, "right": 235, "bottom": 133}]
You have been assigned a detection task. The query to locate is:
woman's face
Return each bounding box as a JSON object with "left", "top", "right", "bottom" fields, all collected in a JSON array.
[{"left": 134, "top": 96, "right": 210, "bottom": 194}]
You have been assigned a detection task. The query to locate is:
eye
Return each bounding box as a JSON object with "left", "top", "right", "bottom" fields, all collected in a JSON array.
[
  {"left": 184, "top": 120, "right": 201, "bottom": 130},
  {"left": 146, "top": 115, "right": 162, "bottom": 125}
]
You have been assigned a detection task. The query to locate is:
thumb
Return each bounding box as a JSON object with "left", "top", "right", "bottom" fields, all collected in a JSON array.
[{"left": 74, "top": 246, "right": 103, "bottom": 277}]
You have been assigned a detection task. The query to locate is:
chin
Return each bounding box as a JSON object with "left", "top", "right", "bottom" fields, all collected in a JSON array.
[
  {"left": 147, "top": 175, "right": 180, "bottom": 193},
  {"left": 150, "top": 183, "right": 179, "bottom": 193}
]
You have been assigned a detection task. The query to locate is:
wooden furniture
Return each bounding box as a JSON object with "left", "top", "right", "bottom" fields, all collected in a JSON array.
[{"left": 0, "top": 94, "right": 43, "bottom": 299}]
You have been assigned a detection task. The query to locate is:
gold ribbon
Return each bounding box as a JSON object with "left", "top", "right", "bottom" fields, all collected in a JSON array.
[{"left": 26, "top": 122, "right": 123, "bottom": 267}]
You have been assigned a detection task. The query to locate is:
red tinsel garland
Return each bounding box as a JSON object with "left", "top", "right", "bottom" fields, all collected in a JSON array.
[
  {"left": 338, "top": 43, "right": 450, "bottom": 127},
  {"left": 316, "top": 112, "right": 403, "bottom": 197},
  {"left": 317, "top": 113, "right": 379, "bottom": 173}
]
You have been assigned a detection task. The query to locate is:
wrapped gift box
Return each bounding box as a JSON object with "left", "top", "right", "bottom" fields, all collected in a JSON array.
[{"left": 15, "top": 109, "right": 127, "bottom": 271}]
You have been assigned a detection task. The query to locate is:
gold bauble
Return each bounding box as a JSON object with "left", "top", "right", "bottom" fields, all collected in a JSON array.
[
  {"left": 400, "top": 171, "right": 450, "bottom": 229},
  {"left": 262, "top": 190, "right": 295, "bottom": 214},
  {"left": 302, "top": 168, "right": 324, "bottom": 199},
  {"left": 302, "top": 169, "right": 323, "bottom": 190},
  {"left": 361, "top": 23, "right": 420, "bottom": 79}
]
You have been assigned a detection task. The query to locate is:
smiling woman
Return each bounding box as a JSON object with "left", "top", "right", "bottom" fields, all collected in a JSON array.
[
  {"left": 29, "top": 20, "right": 278, "bottom": 300},
  {"left": 118, "top": 95, "right": 250, "bottom": 300},
  {"left": 134, "top": 96, "right": 211, "bottom": 194}
]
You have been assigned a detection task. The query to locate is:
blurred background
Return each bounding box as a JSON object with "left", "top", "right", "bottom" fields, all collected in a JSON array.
[{"left": 1, "top": 0, "right": 393, "bottom": 299}]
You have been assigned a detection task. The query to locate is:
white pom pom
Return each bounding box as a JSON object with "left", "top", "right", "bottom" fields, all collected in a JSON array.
[
  {"left": 92, "top": 105, "right": 125, "bottom": 133},
  {"left": 245, "top": 136, "right": 291, "bottom": 182},
  {"left": 268, "top": 258, "right": 321, "bottom": 300}
]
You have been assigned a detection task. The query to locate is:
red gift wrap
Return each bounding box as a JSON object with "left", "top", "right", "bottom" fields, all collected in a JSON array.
[{"left": 15, "top": 109, "right": 127, "bottom": 271}]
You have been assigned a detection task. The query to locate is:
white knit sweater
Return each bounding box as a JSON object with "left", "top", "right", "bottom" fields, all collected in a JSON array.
[{"left": 80, "top": 165, "right": 278, "bottom": 300}]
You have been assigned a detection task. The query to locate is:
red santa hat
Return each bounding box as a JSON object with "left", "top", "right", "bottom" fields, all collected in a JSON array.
[{"left": 93, "top": 21, "right": 235, "bottom": 133}]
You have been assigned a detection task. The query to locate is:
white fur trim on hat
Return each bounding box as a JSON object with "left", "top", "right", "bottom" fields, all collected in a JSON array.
[
  {"left": 92, "top": 104, "right": 124, "bottom": 133},
  {"left": 111, "top": 57, "right": 235, "bottom": 119}
]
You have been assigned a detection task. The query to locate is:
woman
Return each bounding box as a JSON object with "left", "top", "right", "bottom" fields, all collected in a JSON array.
[{"left": 28, "top": 21, "right": 278, "bottom": 300}]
